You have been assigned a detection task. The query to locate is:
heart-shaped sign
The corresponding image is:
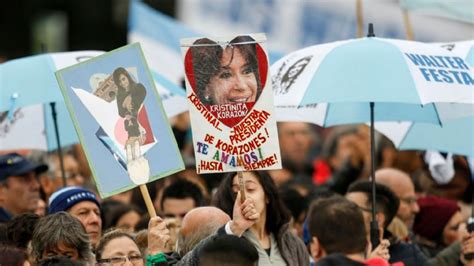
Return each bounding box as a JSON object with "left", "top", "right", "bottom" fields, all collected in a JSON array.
[{"left": 184, "top": 37, "right": 268, "bottom": 128}]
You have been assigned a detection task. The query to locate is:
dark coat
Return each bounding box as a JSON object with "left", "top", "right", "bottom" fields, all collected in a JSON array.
[{"left": 387, "top": 232, "right": 431, "bottom": 266}]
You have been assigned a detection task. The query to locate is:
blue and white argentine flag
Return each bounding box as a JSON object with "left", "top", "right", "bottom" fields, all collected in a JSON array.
[{"left": 128, "top": 1, "right": 198, "bottom": 117}]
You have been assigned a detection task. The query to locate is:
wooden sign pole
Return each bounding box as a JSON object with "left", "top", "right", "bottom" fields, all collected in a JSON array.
[
  {"left": 237, "top": 171, "right": 246, "bottom": 203},
  {"left": 139, "top": 184, "right": 157, "bottom": 218}
]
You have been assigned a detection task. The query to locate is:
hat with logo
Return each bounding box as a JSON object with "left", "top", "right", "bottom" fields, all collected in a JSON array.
[
  {"left": 0, "top": 153, "right": 48, "bottom": 182},
  {"left": 48, "top": 186, "right": 100, "bottom": 214}
]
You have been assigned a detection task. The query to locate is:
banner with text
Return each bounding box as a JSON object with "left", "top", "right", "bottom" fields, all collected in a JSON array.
[{"left": 181, "top": 33, "right": 281, "bottom": 173}]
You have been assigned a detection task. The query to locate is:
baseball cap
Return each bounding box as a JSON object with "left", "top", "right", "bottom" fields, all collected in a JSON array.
[{"left": 0, "top": 153, "right": 48, "bottom": 182}]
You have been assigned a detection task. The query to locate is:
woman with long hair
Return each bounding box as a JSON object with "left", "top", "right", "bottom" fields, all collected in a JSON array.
[
  {"left": 212, "top": 171, "right": 309, "bottom": 266},
  {"left": 113, "top": 67, "right": 146, "bottom": 142}
]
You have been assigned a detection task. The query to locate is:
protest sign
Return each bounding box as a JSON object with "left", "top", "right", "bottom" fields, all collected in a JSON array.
[
  {"left": 181, "top": 33, "right": 281, "bottom": 174},
  {"left": 56, "top": 43, "right": 184, "bottom": 199}
]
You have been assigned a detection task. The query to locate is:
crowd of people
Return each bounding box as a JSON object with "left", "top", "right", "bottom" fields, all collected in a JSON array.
[{"left": 0, "top": 121, "right": 473, "bottom": 266}]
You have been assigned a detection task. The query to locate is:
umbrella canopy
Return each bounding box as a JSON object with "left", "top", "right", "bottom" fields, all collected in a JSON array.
[
  {"left": 373, "top": 40, "right": 474, "bottom": 157},
  {"left": 0, "top": 103, "right": 77, "bottom": 151},
  {"left": 1, "top": 51, "right": 103, "bottom": 112},
  {"left": 375, "top": 114, "right": 474, "bottom": 157},
  {"left": 374, "top": 101, "right": 474, "bottom": 156},
  {"left": 272, "top": 36, "right": 473, "bottom": 126}
]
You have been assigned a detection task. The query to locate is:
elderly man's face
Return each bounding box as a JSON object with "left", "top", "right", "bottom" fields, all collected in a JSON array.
[
  {"left": 68, "top": 201, "right": 102, "bottom": 247},
  {"left": 0, "top": 171, "right": 40, "bottom": 216}
]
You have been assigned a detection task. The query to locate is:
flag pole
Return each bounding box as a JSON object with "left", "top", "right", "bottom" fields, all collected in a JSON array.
[
  {"left": 356, "top": 0, "right": 364, "bottom": 38},
  {"left": 402, "top": 9, "right": 414, "bottom": 41}
]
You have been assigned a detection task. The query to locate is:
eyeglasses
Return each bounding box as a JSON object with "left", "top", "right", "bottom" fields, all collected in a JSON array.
[{"left": 97, "top": 255, "right": 143, "bottom": 265}]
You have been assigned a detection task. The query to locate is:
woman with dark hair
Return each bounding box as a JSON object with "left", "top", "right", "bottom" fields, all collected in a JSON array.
[
  {"left": 103, "top": 203, "right": 144, "bottom": 233},
  {"left": 190, "top": 35, "right": 263, "bottom": 106},
  {"left": 113, "top": 67, "right": 147, "bottom": 142},
  {"left": 212, "top": 171, "right": 309, "bottom": 266}
]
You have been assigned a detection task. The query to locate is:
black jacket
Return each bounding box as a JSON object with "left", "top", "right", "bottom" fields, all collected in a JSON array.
[{"left": 386, "top": 232, "right": 431, "bottom": 266}]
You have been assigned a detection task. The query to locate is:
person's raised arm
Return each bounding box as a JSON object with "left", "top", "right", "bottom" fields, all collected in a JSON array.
[
  {"left": 148, "top": 216, "right": 172, "bottom": 255},
  {"left": 227, "top": 191, "right": 259, "bottom": 237}
]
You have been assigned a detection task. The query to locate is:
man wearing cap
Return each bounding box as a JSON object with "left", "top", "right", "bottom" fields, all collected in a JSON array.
[
  {"left": 48, "top": 186, "right": 102, "bottom": 247},
  {"left": 0, "top": 153, "right": 48, "bottom": 223}
]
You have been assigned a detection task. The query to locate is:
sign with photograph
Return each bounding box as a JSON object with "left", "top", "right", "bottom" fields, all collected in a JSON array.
[
  {"left": 181, "top": 33, "right": 281, "bottom": 173},
  {"left": 56, "top": 43, "right": 184, "bottom": 198}
]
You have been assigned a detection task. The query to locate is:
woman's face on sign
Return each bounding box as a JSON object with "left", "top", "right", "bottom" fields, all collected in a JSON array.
[
  {"left": 206, "top": 47, "right": 258, "bottom": 105},
  {"left": 119, "top": 74, "right": 130, "bottom": 90}
]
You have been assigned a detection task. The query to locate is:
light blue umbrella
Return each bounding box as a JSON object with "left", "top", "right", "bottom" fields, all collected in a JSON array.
[
  {"left": 273, "top": 35, "right": 473, "bottom": 126},
  {"left": 375, "top": 104, "right": 474, "bottom": 157},
  {"left": 1, "top": 54, "right": 61, "bottom": 112},
  {"left": 377, "top": 115, "right": 474, "bottom": 156},
  {"left": 272, "top": 24, "right": 473, "bottom": 248},
  {"left": 374, "top": 40, "right": 474, "bottom": 157},
  {"left": 0, "top": 102, "right": 78, "bottom": 151}
]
